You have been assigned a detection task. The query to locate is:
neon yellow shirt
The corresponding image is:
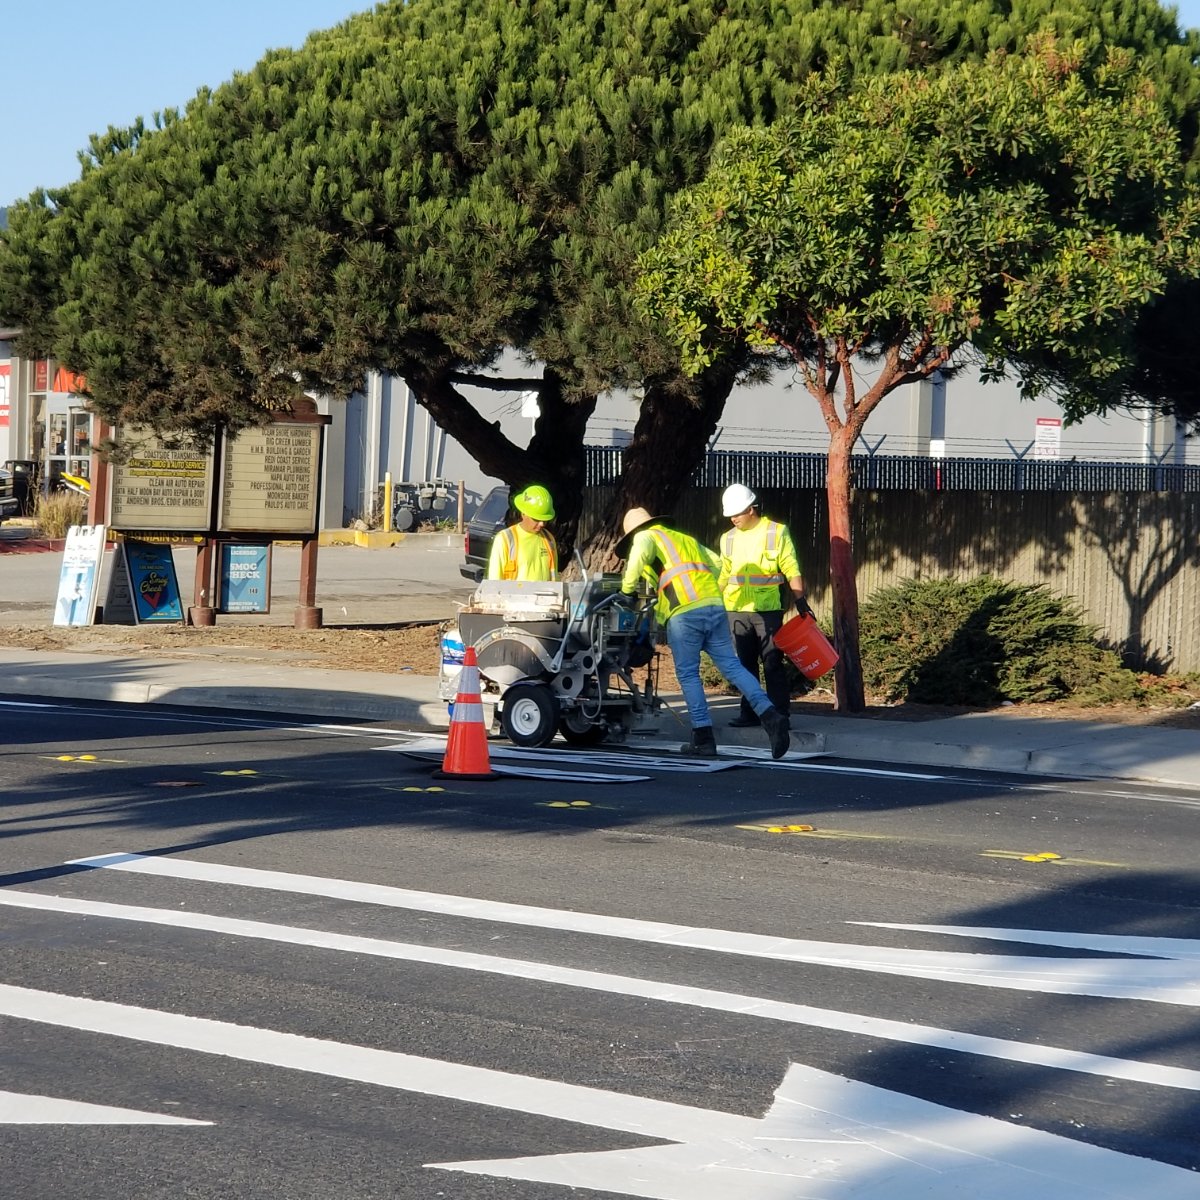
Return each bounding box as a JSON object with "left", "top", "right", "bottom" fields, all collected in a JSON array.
[
  {"left": 621, "top": 523, "right": 722, "bottom": 624},
  {"left": 718, "top": 519, "right": 802, "bottom": 612},
  {"left": 487, "top": 524, "right": 559, "bottom": 581}
]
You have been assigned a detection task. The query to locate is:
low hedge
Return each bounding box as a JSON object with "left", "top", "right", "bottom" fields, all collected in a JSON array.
[{"left": 858, "top": 576, "right": 1141, "bottom": 706}]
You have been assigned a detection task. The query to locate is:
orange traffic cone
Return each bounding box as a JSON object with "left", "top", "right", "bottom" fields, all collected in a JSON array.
[{"left": 434, "top": 646, "right": 499, "bottom": 780}]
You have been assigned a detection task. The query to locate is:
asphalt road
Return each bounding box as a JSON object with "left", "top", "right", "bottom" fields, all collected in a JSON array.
[{"left": 2, "top": 698, "right": 1199, "bottom": 1199}]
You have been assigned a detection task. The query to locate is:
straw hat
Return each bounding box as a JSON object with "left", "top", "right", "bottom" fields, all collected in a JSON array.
[{"left": 617, "top": 507, "right": 670, "bottom": 556}]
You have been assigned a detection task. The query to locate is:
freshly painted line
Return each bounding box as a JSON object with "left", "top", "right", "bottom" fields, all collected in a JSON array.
[
  {"left": 5, "top": 987, "right": 1189, "bottom": 1199},
  {"left": 766, "top": 760, "right": 946, "bottom": 779},
  {"left": 437, "top": 1061, "right": 1198, "bottom": 1200},
  {"left": 8, "top": 887, "right": 1200, "bottom": 1091},
  {"left": 69, "top": 852, "right": 1200, "bottom": 1007},
  {"left": 490, "top": 764, "right": 652, "bottom": 783},
  {"left": 390, "top": 737, "right": 745, "bottom": 774},
  {"left": 0, "top": 1090, "right": 209, "bottom": 1126},
  {"left": 0, "top": 983, "right": 744, "bottom": 1144},
  {"left": 393, "top": 740, "right": 652, "bottom": 782},
  {"left": 865, "top": 923, "right": 1200, "bottom": 961}
]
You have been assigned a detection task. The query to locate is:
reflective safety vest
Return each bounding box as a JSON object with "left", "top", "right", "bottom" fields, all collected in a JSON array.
[
  {"left": 488, "top": 524, "right": 558, "bottom": 581},
  {"left": 719, "top": 519, "right": 801, "bottom": 613},
  {"left": 622, "top": 524, "right": 722, "bottom": 624}
]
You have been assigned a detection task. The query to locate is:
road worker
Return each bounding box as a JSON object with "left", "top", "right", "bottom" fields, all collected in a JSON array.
[
  {"left": 617, "top": 506, "right": 790, "bottom": 760},
  {"left": 487, "top": 484, "right": 559, "bottom": 581},
  {"left": 717, "top": 483, "right": 809, "bottom": 729}
]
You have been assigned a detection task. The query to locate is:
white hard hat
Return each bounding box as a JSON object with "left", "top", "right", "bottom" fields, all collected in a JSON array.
[{"left": 721, "top": 483, "right": 757, "bottom": 517}]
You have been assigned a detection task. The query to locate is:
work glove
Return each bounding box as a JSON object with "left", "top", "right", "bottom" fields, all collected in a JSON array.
[
  {"left": 615, "top": 591, "right": 639, "bottom": 610},
  {"left": 793, "top": 595, "right": 813, "bottom": 619}
]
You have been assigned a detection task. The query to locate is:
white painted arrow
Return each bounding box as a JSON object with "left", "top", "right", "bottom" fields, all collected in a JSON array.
[
  {"left": 437, "top": 1062, "right": 1199, "bottom": 1198},
  {"left": 0, "top": 1089, "right": 208, "bottom": 1125},
  {"left": 0, "top": 986, "right": 1193, "bottom": 1199}
]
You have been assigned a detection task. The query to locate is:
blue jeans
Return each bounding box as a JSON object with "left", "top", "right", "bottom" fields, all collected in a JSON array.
[{"left": 667, "top": 603, "right": 773, "bottom": 729}]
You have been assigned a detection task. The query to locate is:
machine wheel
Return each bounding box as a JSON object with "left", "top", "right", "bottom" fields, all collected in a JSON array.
[
  {"left": 558, "top": 710, "right": 608, "bottom": 747},
  {"left": 500, "top": 682, "right": 560, "bottom": 748}
]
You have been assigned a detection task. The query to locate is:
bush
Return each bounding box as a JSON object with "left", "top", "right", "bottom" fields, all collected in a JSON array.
[
  {"left": 859, "top": 576, "right": 1141, "bottom": 706},
  {"left": 34, "top": 490, "right": 87, "bottom": 539}
]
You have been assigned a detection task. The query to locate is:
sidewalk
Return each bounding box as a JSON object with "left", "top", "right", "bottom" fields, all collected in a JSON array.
[{"left": 3, "top": 645, "right": 1200, "bottom": 790}]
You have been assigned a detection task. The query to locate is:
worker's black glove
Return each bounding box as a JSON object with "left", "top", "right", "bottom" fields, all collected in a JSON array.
[
  {"left": 615, "top": 591, "right": 639, "bottom": 609},
  {"left": 793, "top": 595, "right": 813, "bottom": 619}
]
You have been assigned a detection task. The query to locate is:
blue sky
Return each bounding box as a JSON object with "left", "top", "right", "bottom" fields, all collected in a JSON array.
[
  {"left": 4, "top": 0, "right": 1200, "bottom": 208},
  {"left": 1, "top": 1, "right": 373, "bottom": 206}
]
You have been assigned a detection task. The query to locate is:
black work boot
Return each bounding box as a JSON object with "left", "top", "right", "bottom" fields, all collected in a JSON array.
[
  {"left": 759, "top": 707, "right": 791, "bottom": 760},
  {"left": 680, "top": 726, "right": 718, "bottom": 758}
]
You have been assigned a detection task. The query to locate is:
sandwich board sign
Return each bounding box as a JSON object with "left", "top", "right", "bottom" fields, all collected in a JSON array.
[
  {"left": 52, "top": 525, "right": 106, "bottom": 627},
  {"left": 104, "top": 539, "right": 184, "bottom": 624}
]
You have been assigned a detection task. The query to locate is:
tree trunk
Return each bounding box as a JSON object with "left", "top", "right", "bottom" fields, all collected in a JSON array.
[
  {"left": 584, "top": 361, "right": 740, "bottom": 569},
  {"left": 407, "top": 364, "right": 596, "bottom": 557},
  {"left": 524, "top": 370, "right": 597, "bottom": 561},
  {"left": 827, "top": 427, "right": 865, "bottom": 713}
]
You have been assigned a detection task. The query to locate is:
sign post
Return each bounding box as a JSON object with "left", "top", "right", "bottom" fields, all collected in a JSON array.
[{"left": 218, "top": 408, "right": 328, "bottom": 628}]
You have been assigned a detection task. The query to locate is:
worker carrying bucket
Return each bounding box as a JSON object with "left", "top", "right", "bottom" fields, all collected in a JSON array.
[{"left": 772, "top": 612, "right": 839, "bottom": 682}]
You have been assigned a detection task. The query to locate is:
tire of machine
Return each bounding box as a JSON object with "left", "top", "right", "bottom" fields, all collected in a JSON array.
[
  {"left": 558, "top": 709, "right": 607, "bottom": 747},
  {"left": 500, "top": 681, "right": 561, "bottom": 748}
]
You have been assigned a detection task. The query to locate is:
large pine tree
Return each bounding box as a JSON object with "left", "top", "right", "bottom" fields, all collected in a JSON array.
[{"left": 1, "top": 0, "right": 1198, "bottom": 554}]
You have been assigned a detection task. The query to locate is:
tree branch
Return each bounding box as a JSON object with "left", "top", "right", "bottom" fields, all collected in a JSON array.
[{"left": 447, "top": 372, "right": 548, "bottom": 392}]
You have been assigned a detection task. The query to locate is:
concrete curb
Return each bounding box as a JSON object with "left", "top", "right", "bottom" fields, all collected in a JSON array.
[
  {"left": 817, "top": 731, "right": 1032, "bottom": 776},
  {"left": 6, "top": 654, "right": 1199, "bottom": 790},
  {"left": 3, "top": 672, "right": 449, "bottom": 728}
]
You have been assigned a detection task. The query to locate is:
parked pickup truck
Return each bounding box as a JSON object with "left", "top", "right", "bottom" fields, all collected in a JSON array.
[{"left": 460, "top": 485, "right": 511, "bottom": 583}]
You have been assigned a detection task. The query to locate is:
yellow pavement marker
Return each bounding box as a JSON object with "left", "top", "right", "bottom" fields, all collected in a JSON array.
[
  {"left": 736, "top": 824, "right": 890, "bottom": 841},
  {"left": 982, "top": 849, "right": 1128, "bottom": 869},
  {"left": 43, "top": 754, "right": 128, "bottom": 765}
]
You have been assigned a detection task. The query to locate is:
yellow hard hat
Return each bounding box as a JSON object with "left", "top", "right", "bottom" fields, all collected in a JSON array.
[{"left": 514, "top": 483, "right": 554, "bottom": 521}]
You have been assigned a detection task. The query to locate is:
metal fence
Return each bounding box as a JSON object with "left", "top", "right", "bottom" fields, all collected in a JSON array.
[
  {"left": 585, "top": 447, "right": 1200, "bottom": 493},
  {"left": 582, "top": 448, "right": 1200, "bottom": 672}
]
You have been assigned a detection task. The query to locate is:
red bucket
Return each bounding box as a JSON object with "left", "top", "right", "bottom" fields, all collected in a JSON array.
[{"left": 773, "top": 613, "right": 839, "bottom": 681}]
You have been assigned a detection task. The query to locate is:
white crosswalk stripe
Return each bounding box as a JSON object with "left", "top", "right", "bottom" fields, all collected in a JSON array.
[{"left": 2, "top": 850, "right": 1197, "bottom": 1199}]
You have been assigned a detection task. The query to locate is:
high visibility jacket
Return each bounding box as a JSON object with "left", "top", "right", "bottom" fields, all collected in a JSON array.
[
  {"left": 718, "top": 518, "right": 802, "bottom": 613},
  {"left": 487, "top": 524, "right": 559, "bottom": 581},
  {"left": 621, "top": 523, "right": 722, "bottom": 625}
]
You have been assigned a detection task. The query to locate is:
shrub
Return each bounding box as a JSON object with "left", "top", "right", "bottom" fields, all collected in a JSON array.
[
  {"left": 34, "top": 490, "right": 87, "bottom": 539},
  {"left": 859, "top": 576, "right": 1141, "bottom": 706}
]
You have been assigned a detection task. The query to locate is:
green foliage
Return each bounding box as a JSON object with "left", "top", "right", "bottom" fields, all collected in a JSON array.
[
  {"left": 2, "top": 2, "right": 1200, "bottom": 437},
  {"left": 859, "top": 575, "right": 1139, "bottom": 704},
  {"left": 637, "top": 39, "right": 1200, "bottom": 417}
]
